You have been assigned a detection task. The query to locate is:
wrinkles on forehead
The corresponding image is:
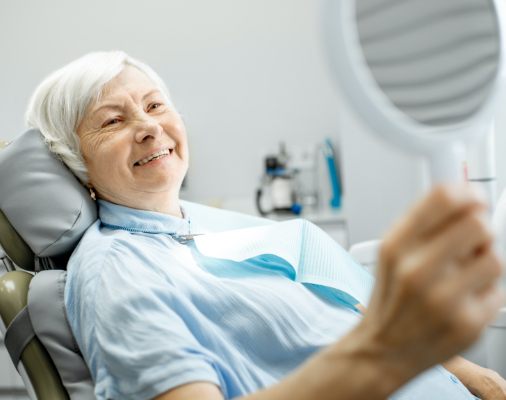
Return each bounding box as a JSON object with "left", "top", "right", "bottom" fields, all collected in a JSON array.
[{"left": 91, "top": 89, "right": 162, "bottom": 116}]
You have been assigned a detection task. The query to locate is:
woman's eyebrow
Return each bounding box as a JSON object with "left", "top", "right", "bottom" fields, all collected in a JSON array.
[
  {"left": 142, "top": 89, "right": 161, "bottom": 100},
  {"left": 90, "top": 90, "right": 162, "bottom": 116},
  {"left": 91, "top": 103, "right": 123, "bottom": 116}
]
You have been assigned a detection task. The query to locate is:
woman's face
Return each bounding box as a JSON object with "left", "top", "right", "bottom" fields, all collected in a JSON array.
[{"left": 77, "top": 66, "right": 189, "bottom": 214}]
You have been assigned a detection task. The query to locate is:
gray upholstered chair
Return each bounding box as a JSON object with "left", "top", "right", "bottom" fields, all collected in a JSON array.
[{"left": 0, "top": 129, "right": 98, "bottom": 399}]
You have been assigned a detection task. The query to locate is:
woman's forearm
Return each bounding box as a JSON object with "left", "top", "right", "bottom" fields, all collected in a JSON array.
[
  {"left": 443, "top": 356, "right": 474, "bottom": 386},
  {"left": 443, "top": 356, "right": 506, "bottom": 399}
]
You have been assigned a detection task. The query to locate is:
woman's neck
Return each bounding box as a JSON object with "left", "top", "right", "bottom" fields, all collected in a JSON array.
[{"left": 98, "top": 191, "right": 183, "bottom": 218}]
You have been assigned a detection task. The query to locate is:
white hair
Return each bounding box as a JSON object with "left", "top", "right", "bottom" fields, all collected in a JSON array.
[{"left": 25, "top": 51, "right": 173, "bottom": 184}]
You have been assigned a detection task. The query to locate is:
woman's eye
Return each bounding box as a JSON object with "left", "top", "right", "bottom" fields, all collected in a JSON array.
[
  {"left": 148, "top": 103, "right": 163, "bottom": 112},
  {"left": 102, "top": 118, "right": 121, "bottom": 128}
]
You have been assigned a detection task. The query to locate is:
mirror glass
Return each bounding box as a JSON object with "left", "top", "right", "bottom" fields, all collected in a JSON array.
[{"left": 355, "top": 0, "right": 501, "bottom": 128}]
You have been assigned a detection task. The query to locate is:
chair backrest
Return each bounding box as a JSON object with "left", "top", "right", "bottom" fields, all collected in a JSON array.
[
  {"left": 0, "top": 130, "right": 98, "bottom": 399},
  {"left": 0, "top": 129, "right": 97, "bottom": 268}
]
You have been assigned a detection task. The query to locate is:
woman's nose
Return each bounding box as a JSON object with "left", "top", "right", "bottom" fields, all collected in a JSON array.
[{"left": 134, "top": 116, "right": 163, "bottom": 143}]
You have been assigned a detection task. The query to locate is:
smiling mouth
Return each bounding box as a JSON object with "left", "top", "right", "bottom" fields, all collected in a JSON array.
[{"left": 134, "top": 148, "right": 173, "bottom": 166}]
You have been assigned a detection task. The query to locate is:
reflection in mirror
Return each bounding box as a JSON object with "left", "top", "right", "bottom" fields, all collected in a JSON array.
[{"left": 355, "top": 0, "right": 500, "bottom": 127}]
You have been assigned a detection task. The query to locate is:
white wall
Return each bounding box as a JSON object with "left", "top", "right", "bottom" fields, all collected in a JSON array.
[
  {"left": 0, "top": 0, "right": 342, "bottom": 202},
  {"left": 338, "top": 98, "right": 429, "bottom": 244},
  {"left": 2, "top": 0, "right": 505, "bottom": 246}
]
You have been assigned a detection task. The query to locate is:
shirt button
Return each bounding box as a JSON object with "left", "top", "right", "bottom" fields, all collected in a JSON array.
[{"left": 449, "top": 374, "right": 459, "bottom": 384}]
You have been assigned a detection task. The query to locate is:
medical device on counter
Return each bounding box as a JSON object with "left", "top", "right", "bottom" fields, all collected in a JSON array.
[
  {"left": 256, "top": 143, "right": 302, "bottom": 217},
  {"left": 323, "top": 0, "right": 506, "bottom": 374},
  {"left": 256, "top": 139, "right": 344, "bottom": 216}
]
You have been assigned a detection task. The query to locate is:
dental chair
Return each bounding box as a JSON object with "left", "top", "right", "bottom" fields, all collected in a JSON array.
[
  {"left": 0, "top": 129, "right": 273, "bottom": 400},
  {"left": 0, "top": 129, "right": 98, "bottom": 399}
]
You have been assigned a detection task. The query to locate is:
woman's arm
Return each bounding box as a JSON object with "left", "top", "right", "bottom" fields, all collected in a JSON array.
[
  {"left": 155, "top": 185, "right": 504, "bottom": 400},
  {"left": 444, "top": 356, "right": 506, "bottom": 399}
]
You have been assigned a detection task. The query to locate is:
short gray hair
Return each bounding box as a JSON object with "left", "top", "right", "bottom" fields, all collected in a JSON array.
[{"left": 25, "top": 51, "right": 172, "bottom": 184}]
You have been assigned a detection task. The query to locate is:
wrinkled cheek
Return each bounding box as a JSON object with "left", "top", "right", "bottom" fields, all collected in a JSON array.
[
  {"left": 88, "top": 157, "right": 116, "bottom": 187},
  {"left": 82, "top": 131, "right": 109, "bottom": 155}
]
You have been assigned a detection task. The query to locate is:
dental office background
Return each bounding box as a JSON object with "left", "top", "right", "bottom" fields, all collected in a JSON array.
[{"left": 2, "top": 0, "right": 506, "bottom": 247}]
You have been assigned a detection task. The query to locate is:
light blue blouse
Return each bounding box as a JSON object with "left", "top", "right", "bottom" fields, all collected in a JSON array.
[{"left": 64, "top": 200, "right": 478, "bottom": 400}]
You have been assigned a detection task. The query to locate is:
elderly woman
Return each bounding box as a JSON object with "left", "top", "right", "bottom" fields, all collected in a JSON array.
[{"left": 25, "top": 51, "right": 506, "bottom": 400}]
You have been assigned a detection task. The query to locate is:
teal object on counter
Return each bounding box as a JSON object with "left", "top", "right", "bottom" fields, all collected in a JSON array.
[{"left": 323, "top": 138, "right": 342, "bottom": 209}]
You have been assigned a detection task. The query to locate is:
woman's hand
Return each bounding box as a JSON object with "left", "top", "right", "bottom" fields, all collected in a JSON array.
[
  {"left": 445, "top": 356, "right": 506, "bottom": 399},
  {"left": 356, "top": 184, "right": 505, "bottom": 384}
]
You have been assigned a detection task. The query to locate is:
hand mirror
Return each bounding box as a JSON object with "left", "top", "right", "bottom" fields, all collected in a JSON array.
[{"left": 324, "top": 0, "right": 506, "bottom": 183}]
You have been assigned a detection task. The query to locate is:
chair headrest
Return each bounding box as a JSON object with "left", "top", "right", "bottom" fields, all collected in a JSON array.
[{"left": 0, "top": 130, "right": 97, "bottom": 270}]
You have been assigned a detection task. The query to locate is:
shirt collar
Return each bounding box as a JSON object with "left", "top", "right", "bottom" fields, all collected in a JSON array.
[{"left": 97, "top": 199, "right": 192, "bottom": 235}]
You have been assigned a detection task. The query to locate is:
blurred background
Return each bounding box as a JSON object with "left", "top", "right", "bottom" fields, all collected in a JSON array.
[{"left": 1, "top": 0, "right": 506, "bottom": 247}]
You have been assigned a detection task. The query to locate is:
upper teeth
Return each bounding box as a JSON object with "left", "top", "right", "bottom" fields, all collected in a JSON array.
[{"left": 136, "top": 149, "right": 171, "bottom": 166}]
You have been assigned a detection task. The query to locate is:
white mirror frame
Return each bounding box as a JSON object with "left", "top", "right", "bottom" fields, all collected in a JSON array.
[{"left": 323, "top": 0, "right": 506, "bottom": 182}]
